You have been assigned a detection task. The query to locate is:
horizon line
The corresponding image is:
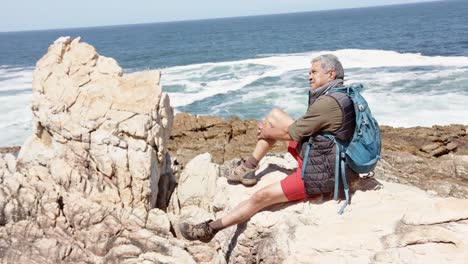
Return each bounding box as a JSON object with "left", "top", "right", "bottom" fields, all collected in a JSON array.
[{"left": 0, "top": 0, "right": 443, "bottom": 33}]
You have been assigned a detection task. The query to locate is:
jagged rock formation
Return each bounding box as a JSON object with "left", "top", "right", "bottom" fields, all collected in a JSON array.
[
  {"left": 374, "top": 150, "right": 468, "bottom": 198},
  {"left": 376, "top": 125, "right": 468, "bottom": 199},
  {"left": 381, "top": 125, "right": 467, "bottom": 157},
  {"left": 170, "top": 153, "right": 468, "bottom": 264},
  {"left": 0, "top": 37, "right": 193, "bottom": 263}
]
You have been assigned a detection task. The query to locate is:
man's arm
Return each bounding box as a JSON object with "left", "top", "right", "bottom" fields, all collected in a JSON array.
[{"left": 287, "top": 96, "right": 343, "bottom": 142}]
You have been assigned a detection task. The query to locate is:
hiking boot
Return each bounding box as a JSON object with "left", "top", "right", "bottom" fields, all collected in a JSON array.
[
  {"left": 179, "top": 220, "right": 218, "bottom": 243},
  {"left": 226, "top": 159, "right": 258, "bottom": 186}
]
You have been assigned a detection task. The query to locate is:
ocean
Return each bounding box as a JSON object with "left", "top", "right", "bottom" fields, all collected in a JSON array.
[{"left": 0, "top": 0, "right": 467, "bottom": 147}]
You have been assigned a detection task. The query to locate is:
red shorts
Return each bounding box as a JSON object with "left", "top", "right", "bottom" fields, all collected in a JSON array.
[{"left": 280, "top": 141, "right": 307, "bottom": 201}]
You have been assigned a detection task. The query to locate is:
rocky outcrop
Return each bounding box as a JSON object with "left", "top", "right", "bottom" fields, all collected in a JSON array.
[
  {"left": 376, "top": 125, "right": 468, "bottom": 199},
  {"left": 374, "top": 150, "right": 468, "bottom": 198},
  {"left": 381, "top": 125, "right": 468, "bottom": 157},
  {"left": 28, "top": 36, "right": 175, "bottom": 209},
  {"left": 170, "top": 153, "right": 468, "bottom": 264},
  {"left": 0, "top": 37, "right": 192, "bottom": 263}
]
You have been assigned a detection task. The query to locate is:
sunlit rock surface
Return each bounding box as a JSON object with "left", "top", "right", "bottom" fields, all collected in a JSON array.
[{"left": 0, "top": 37, "right": 192, "bottom": 264}]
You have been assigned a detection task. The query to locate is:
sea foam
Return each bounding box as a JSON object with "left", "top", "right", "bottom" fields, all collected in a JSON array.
[
  {"left": 160, "top": 49, "right": 468, "bottom": 126},
  {"left": 0, "top": 49, "right": 467, "bottom": 147}
]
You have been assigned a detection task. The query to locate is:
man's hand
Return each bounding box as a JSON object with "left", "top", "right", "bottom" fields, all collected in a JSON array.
[
  {"left": 257, "top": 120, "right": 270, "bottom": 140},
  {"left": 256, "top": 119, "right": 293, "bottom": 141}
]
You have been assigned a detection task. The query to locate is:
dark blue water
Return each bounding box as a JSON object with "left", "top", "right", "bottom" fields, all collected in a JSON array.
[
  {"left": 0, "top": 0, "right": 467, "bottom": 69},
  {"left": 1, "top": 0, "right": 468, "bottom": 147}
]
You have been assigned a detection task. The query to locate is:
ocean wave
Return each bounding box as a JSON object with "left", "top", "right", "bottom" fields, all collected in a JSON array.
[
  {"left": 0, "top": 66, "right": 34, "bottom": 92},
  {"left": 0, "top": 49, "right": 467, "bottom": 147},
  {"left": 161, "top": 49, "right": 468, "bottom": 73},
  {"left": 159, "top": 49, "right": 468, "bottom": 126},
  {"left": 364, "top": 92, "right": 468, "bottom": 127},
  {"left": 0, "top": 92, "right": 32, "bottom": 147}
]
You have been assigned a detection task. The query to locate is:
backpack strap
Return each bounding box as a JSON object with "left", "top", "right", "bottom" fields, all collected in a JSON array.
[
  {"left": 300, "top": 143, "right": 311, "bottom": 180},
  {"left": 333, "top": 141, "right": 340, "bottom": 200},
  {"left": 323, "top": 134, "right": 350, "bottom": 215},
  {"left": 338, "top": 148, "right": 350, "bottom": 215}
]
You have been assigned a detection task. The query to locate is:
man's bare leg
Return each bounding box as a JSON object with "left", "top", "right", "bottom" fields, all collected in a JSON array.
[
  {"left": 252, "top": 108, "right": 294, "bottom": 162},
  {"left": 180, "top": 111, "right": 293, "bottom": 241},
  {"left": 216, "top": 108, "right": 294, "bottom": 229},
  {"left": 179, "top": 181, "right": 290, "bottom": 242},
  {"left": 226, "top": 108, "right": 294, "bottom": 185},
  {"left": 210, "top": 181, "right": 288, "bottom": 230}
]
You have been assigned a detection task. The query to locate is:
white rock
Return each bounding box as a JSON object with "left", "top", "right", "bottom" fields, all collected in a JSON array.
[
  {"left": 146, "top": 208, "right": 171, "bottom": 232},
  {"left": 119, "top": 114, "right": 150, "bottom": 139},
  {"left": 177, "top": 153, "right": 219, "bottom": 210},
  {"left": 174, "top": 155, "right": 468, "bottom": 264},
  {"left": 0, "top": 37, "right": 180, "bottom": 264},
  {"left": 108, "top": 244, "right": 142, "bottom": 258},
  {"left": 4, "top": 154, "right": 16, "bottom": 174}
]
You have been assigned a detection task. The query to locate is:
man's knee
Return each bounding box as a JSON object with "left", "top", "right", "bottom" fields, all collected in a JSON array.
[
  {"left": 266, "top": 108, "right": 284, "bottom": 124},
  {"left": 250, "top": 188, "right": 274, "bottom": 205},
  {"left": 268, "top": 108, "right": 283, "bottom": 119}
]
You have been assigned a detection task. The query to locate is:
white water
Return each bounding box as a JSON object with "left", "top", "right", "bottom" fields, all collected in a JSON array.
[
  {"left": 1, "top": 49, "right": 468, "bottom": 147},
  {"left": 161, "top": 49, "right": 468, "bottom": 125}
]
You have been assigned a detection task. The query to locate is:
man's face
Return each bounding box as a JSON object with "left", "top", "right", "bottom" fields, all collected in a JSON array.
[{"left": 309, "top": 61, "right": 336, "bottom": 90}]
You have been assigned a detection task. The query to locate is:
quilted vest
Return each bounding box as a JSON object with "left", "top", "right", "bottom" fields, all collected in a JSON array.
[{"left": 301, "top": 92, "right": 357, "bottom": 196}]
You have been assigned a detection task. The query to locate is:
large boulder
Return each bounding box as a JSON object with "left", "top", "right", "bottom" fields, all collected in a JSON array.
[
  {"left": 25, "top": 36, "right": 174, "bottom": 209},
  {"left": 170, "top": 153, "right": 468, "bottom": 264},
  {"left": 0, "top": 37, "right": 191, "bottom": 263}
]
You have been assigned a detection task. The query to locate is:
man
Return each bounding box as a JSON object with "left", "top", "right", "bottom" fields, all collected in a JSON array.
[{"left": 179, "top": 54, "right": 356, "bottom": 242}]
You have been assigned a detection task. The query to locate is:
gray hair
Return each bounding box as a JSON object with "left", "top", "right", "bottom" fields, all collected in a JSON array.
[{"left": 311, "top": 54, "right": 344, "bottom": 80}]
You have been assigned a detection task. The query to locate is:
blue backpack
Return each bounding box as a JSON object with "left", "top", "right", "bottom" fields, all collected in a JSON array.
[{"left": 301, "top": 84, "right": 382, "bottom": 214}]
